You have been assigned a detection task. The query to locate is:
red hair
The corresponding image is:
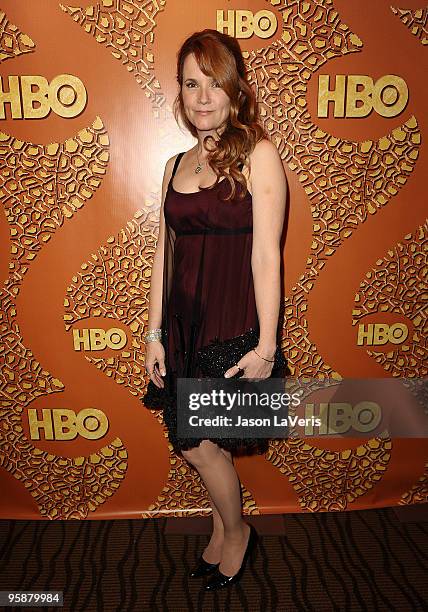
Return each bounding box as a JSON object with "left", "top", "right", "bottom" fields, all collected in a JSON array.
[{"left": 173, "top": 29, "right": 268, "bottom": 202}]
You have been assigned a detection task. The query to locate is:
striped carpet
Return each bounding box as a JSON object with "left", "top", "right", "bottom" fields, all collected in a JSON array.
[{"left": 0, "top": 507, "right": 427, "bottom": 611}]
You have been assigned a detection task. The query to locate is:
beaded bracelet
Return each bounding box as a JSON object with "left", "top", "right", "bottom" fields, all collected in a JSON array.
[
  {"left": 144, "top": 328, "right": 162, "bottom": 343},
  {"left": 253, "top": 348, "right": 275, "bottom": 363}
]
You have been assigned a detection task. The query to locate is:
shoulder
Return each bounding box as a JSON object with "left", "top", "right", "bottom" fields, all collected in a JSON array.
[
  {"left": 248, "top": 139, "right": 286, "bottom": 195},
  {"left": 249, "top": 138, "right": 280, "bottom": 165},
  {"left": 240, "top": 140, "right": 278, "bottom": 192},
  {"left": 249, "top": 139, "right": 283, "bottom": 177}
]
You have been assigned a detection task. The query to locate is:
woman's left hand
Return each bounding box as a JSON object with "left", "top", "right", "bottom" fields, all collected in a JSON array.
[{"left": 224, "top": 347, "right": 274, "bottom": 380}]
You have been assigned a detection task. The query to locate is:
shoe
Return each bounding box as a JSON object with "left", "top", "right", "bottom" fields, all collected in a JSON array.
[
  {"left": 189, "top": 553, "right": 220, "bottom": 578},
  {"left": 204, "top": 523, "right": 258, "bottom": 591}
]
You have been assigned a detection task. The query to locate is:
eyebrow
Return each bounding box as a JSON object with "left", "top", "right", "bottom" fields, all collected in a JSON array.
[{"left": 184, "top": 77, "right": 216, "bottom": 82}]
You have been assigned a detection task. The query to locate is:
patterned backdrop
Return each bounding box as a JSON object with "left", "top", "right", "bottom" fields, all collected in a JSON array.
[{"left": 0, "top": 0, "right": 426, "bottom": 519}]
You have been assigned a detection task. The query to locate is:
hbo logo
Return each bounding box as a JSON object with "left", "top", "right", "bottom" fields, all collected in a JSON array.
[
  {"left": 357, "top": 323, "right": 408, "bottom": 346},
  {"left": 318, "top": 74, "right": 408, "bottom": 118},
  {"left": 305, "top": 402, "right": 382, "bottom": 435},
  {"left": 0, "top": 74, "right": 86, "bottom": 119},
  {"left": 28, "top": 408, "right": 108, "bottom": 441},
  {"left": 217, "top": 10, "right": 277, "bottom": 39},
  {"left": 73, "top": 328, "right": 127, "bottom": 351}
]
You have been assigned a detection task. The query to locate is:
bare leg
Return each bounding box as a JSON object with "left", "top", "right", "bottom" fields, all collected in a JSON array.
[{"left": 181, "top": 441, "right": 250, "bottom": 576}]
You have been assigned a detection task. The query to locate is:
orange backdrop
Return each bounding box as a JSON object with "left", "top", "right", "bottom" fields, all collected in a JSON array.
[{"left": 0, "top": 0, "right": 426, "bottom": 519}]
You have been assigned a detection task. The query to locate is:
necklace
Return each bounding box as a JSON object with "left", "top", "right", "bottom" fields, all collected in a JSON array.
[{"left": 195, "top": 147, "right": 204, "bottom": 174}]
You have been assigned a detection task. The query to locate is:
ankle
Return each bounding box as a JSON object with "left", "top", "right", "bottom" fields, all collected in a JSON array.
[
  {"left": 208, "top": 531, "right": 224, "bottom": 544},
  {"left": 224, "top": 522, "right": 248, "bottom": 542}
]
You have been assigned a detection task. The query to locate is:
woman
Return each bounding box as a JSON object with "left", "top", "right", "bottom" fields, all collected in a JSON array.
[{"left": 142, "top": 29, "right": 287, "bottom": 591}]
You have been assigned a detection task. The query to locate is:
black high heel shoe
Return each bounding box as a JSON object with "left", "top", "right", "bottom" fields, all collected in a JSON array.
[
  {"left": 189, "top": 553, "right": 220, "bottom": 578},
  {"left": 204, "top": 523, "right": 258, "bottom": 591}
]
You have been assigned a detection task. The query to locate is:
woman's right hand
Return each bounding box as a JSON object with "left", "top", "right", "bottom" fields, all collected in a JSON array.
[{"left": 145, "top": 340, "right": 166, "bottom": 388}]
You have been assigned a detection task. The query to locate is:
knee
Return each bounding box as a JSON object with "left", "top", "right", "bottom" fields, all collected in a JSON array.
[
  {"left": 181, "top": 447, "right": 203, "bottom": 467},
  {"left": 181, "top": 440, "right": 221, "bottom": 468}
]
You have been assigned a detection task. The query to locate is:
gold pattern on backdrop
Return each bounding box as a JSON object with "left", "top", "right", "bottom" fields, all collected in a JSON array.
[
  {"left": 400, "top": 461, "right": 428, "bottom": 506},
  {"left": 2, "top": 117, "right": 109, "bottom": 253},
  {"left": 0, "top": 117, "right": 128, "bottom": 519},
  {"left": 266, "top": 437, "right": 392, "bottom": 512},
  {"left": 60, "top": 1, "right": 188, "bottom": 169},
  {"left": 270, "top": 116, "right": 420, "bottom": 374},
  {"left": 354, "top": 221, "right": 428, "bottom": 377},
  {"left": 0, "top": 11, "right": 35, "bottom": 62},
  {"left": 391, "top": 6, "right": 428, "bottom": 44},
  {"left": 60, "top": 1, "right": 167, "bottom": 109},
  {"left": 64, "top": 211, "right": 151, "bottom": 393}
]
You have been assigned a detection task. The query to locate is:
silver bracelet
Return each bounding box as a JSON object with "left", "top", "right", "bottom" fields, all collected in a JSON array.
[{"left": 144, "top": 328, "right": 162, "bottom": 343}]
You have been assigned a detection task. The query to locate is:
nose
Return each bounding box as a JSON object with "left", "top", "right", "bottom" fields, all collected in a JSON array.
[{"left": 198, "top": 85, "right": 211, "bottom": 105}]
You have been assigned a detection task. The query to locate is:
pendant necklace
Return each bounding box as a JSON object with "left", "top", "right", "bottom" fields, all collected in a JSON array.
[{"left": 195, "top": 147, "right": 204, "bottom": 174}]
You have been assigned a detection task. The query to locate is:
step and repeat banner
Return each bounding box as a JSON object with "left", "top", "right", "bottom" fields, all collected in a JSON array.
[{"left": 0, "top": 0, "right": 426, "bottom": 519}]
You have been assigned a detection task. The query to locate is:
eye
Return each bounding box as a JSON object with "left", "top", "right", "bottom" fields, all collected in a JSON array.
[{"left": 212, "top": 81, "right": 221, "bottom": 88}]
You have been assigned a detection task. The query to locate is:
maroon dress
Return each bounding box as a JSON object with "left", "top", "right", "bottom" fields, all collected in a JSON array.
[{"left": 142, "top": 151, "right": 279, "bottom": 455}]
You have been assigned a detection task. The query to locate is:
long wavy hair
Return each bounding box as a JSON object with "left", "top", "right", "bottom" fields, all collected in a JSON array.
[{"left": 173, "top": 29, "right": 268, "bottom": 202}]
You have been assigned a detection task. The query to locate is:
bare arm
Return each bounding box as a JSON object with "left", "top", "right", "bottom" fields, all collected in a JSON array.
[
  {"left": 147, "top": 154, "right": 178, "bottom": 330},
  {"left": 250, "top": 139, "right": 287, "bottom": 357}
]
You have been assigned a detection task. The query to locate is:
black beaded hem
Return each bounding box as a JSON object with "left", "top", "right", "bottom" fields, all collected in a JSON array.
[{"left": 141, "top": 379, "right": 271, "bottom": 455}]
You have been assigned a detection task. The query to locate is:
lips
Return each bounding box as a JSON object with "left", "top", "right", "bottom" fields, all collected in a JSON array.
[{"left": 196, "top": 111, "right": 213, "bottom": 114}]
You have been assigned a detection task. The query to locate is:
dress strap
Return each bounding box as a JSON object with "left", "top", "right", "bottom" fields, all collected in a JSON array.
[{"left": 169, "top": 152, "right": 185, "bottom": 183}]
